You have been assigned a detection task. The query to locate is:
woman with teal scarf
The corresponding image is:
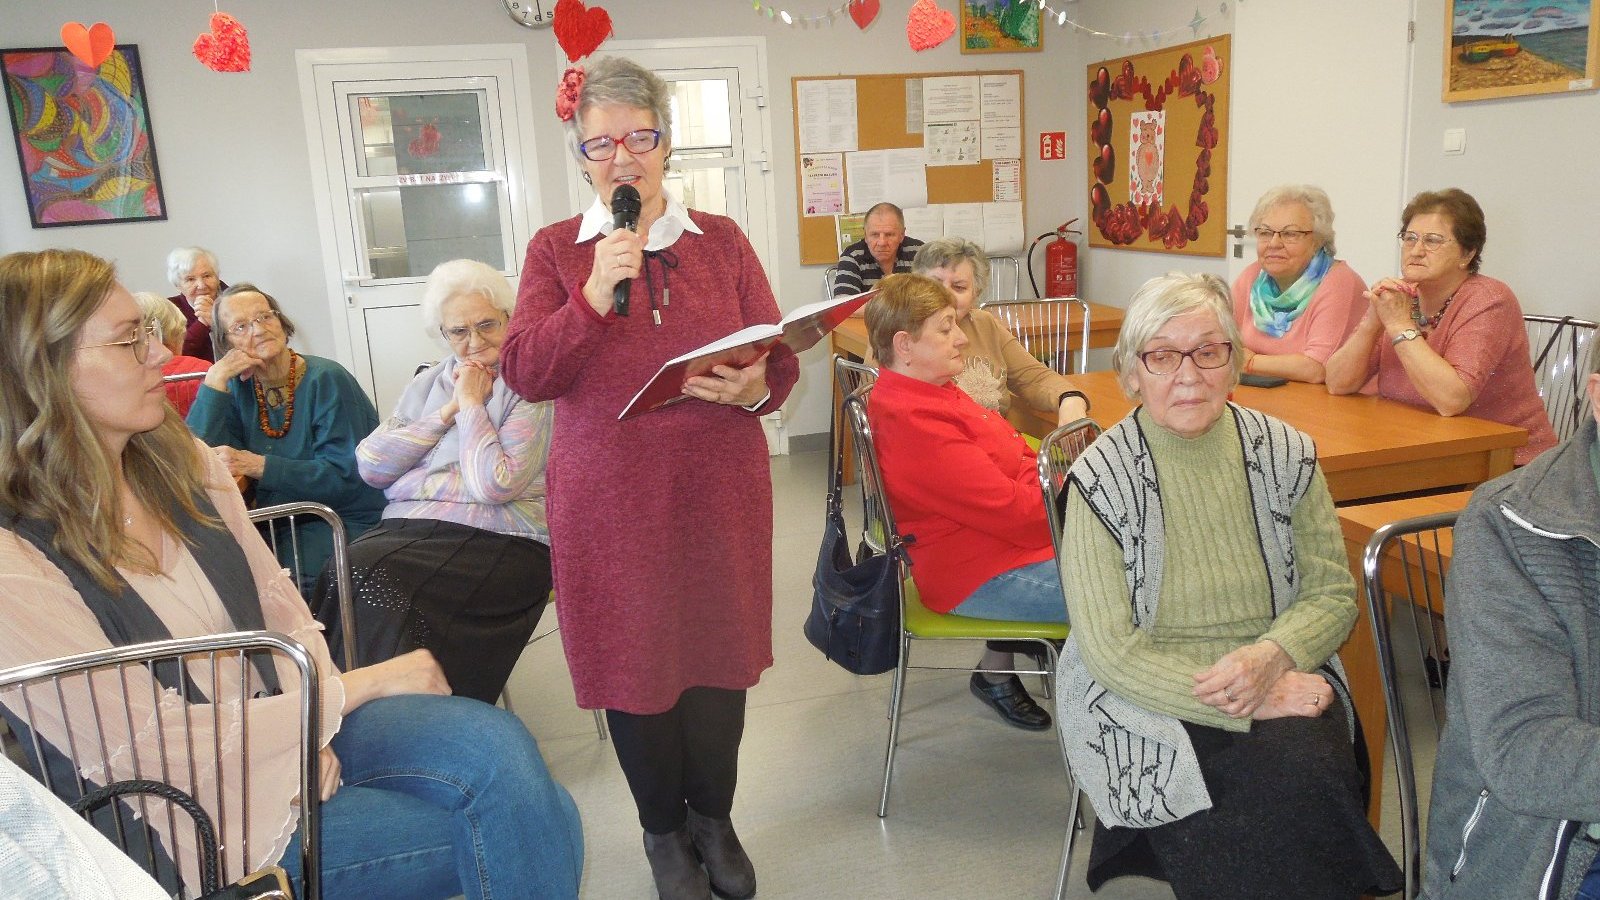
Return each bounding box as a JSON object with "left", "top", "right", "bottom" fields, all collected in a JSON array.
[{"left": 1229, "top": 185, "right": 1367, "bottom": 384}]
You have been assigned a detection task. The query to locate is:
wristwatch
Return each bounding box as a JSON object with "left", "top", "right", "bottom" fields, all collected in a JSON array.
[{"left": 1391, "top": 328, "right": 1423, "bottom": 346}]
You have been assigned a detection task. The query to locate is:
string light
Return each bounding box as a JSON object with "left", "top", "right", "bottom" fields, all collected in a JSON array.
[
  {"left": 742, "top": 0, "right": 1238, "bottom": 43},
  {"left": 748, "top": 0, "right": 853, "bottom": 27}
]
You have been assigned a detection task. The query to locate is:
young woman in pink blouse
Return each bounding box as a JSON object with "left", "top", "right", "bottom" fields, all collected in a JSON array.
[{"left": 1325, "top": 188, "right": 1555, "bottom": 465}]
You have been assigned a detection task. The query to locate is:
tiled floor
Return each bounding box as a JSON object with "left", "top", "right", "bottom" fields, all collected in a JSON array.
[{"left": 502, "top": 449, "right": 1416, "bottom": 899}]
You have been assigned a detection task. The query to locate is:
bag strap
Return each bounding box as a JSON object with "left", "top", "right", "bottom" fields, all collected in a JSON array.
[{"left": 71, "top": 778, "right": 222, "bottom": 895}]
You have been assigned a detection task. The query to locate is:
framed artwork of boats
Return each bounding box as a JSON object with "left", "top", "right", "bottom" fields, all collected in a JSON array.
[{"left": 1445, "top": 1, "right": 1600, "bottom": 101}]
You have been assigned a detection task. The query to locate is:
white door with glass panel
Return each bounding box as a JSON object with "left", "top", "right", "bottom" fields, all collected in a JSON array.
[{"left": 297, "top": 47, "right": 538, "bottom": 416}]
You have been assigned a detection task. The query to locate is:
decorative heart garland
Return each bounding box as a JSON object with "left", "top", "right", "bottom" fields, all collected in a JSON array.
[
  {"left": 1087, "top": 50, "right": 1219, "bottom": 250},
  {"left": 850, "top": 0, "right": 880, "bottom": 30},
  {"left": 554, "top": 0, "right": 613, "bottom": 63},
  {"left": 193, "top": 13, "right": 251, "bottom": 73},
  {"left": 906, "top": 0, "right": 956, "bottom": 52},
  {"left": 60, "top": 22, "right": 115, "bottom": 69}
]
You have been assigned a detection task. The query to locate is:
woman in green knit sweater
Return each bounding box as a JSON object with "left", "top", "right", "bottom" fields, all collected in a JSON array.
[{"left": 1058, "top": 273, "right": 1400, "bottom": 899}]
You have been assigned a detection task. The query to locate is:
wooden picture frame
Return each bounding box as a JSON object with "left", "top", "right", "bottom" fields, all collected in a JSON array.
[
  {"left": 1, "top": 44, "right": 167, "bottom": 227},
  {"left": 960, "top": 1, "right": 1043, "bottom": 54},
  {"left": 1444, "top": 1, "right": 1599, "bottom": 102}
]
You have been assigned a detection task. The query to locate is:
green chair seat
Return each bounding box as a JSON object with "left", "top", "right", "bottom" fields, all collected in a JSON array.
[{"left": 902, "top": 577, "right": 1069, "bottom": 642}]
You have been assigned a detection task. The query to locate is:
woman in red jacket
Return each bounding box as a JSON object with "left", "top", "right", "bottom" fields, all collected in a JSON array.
[{"left": 865, "top": 273, "right": 1067, "bottom": 731}]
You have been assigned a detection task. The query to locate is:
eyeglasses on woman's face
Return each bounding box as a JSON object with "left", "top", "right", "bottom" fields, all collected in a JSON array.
[
  {"left": 441, "top": 317, "right": 507, "bottom": 344},
  {"left": 226, "top": 309, "right": 280, "bottom": 338},
  {"left": 1253, "top": 226, "right": 1313, "bottom": 246},
  {"left": 78, "top": 320, "right": 162, "bottom": 365},
  {"left": 1137, "top": 341, "right": 1233, "bottom": 376},
  {"left": 577, "top": 128, "right": 662, "bottom": 162},
  {"left": 1397, "top": 231, "right": 1456, "bottom": 252}
]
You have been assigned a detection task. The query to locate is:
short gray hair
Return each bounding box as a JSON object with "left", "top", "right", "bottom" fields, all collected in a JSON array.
[
  {"left": 212, "top": 283, "right": 296, "bottom": 359},
  {"left": 564, "top": 57, "right": 673, "bottom": 161},
  {"left": 912, "top": 237, "right": 990, "bottom": 299},
  {"left": 165, "top": 246, "right": 219, "bottom": 288},
  {"left": 864, "top": 202, "right": 906, "bottom": 229},
  {"left": 132, "top": 291, "right": 186, "bottom": 345},
  {"left": 1113, "top": 272, "right": 1242, "bottom": 398},
  {"left": 1248, "top": 185, "right": 1336, "bottom": 256},
  {"left": 420, "top": 259, "right": 515, "bottom": 334}
]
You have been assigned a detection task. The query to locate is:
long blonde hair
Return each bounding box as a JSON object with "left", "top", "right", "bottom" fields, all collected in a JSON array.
[{"left": 0, "top": 250, "right": 216, "bottom": 588}]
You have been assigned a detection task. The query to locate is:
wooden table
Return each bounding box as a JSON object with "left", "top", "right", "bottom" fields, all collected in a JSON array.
[
  {"left": 1338, "top": 491, "right": 1471, "bottom": 829},
  {"left": 829, "top": 300, "right": 1126, "bottom": 364},
  {"left": 1022, "top": 371, "right": 1527, "bottom": 504}
]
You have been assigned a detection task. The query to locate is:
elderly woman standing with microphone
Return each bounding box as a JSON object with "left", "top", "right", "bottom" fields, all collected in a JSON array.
[
  {"left": 501, "top": 57, "right": 797, "bottom": 900},
  {"left": 1060, "top": 273, "right": 1401, "bottom": 899}
]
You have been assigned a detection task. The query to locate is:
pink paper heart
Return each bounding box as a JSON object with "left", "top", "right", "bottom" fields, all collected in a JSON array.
[
  {"left": 60, "top": 22, "right": 115, "bottom": 69},
  {"left": 554, "top": 0, "right": 613, "bottom": 63},
  {"left": 192, "top": 13, "right": 251, "bottom": 73},
  {"left": 906, "top": 0, "right": 956, "bottom": 52},
  {"left": 850, "top": 0, "right": 880, "bottom": 30}
]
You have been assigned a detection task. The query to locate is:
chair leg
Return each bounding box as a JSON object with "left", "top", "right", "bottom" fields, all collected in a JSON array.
[
  {"left": 1054, "top": 788, "right": 1083, "bottom": 900},
  {"left": 593, "top": 708, "right": 608, "bottom": 741},
  {"left": 878, "top": 635, "right": 912, "bottom": 818}
]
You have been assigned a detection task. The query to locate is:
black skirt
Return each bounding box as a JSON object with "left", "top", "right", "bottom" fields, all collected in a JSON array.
[
  {"left": 1086, "top": 696, "right": 1403, "bottom": 900},
  {"left": 314, "top": 517, "right": 551, "bottom": 704}
]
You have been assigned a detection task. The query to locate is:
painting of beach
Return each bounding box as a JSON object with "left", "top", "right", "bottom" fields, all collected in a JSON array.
[{"left": 1446, "top": 0, "right": 1599, "bottom": 101}]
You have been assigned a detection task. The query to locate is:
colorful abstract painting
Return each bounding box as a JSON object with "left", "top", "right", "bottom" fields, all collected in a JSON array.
[
  {"left": 1445, "top": 1, "right": 1600, "bottom": 101},
  {"left": 2, "top": 44, "right": 166, "bottom": 227},
  {"left": 960, "top": 0, "right": 1043, "bottom": 54}
]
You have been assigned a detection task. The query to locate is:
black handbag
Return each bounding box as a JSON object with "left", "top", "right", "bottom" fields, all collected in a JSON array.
[{"left": 804, "top": 407, "right": 903, "bottom": 676}]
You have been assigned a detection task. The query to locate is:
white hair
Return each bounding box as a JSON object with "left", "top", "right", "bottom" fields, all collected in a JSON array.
[
  {"left": 1248, "top": 184, "right": 1337, "bottom": 256},
  {"left": 165, "top": 247, "right": 219, "bottom": 288},
  {"left": 1112, "top": 272, "right": 1242, "bottom": 398},
  {"left": 132, "top": 291, "right": 186, "bottom": 345},
  {"left": 420, "top": 259, "right": 516, "bottom": 334}
]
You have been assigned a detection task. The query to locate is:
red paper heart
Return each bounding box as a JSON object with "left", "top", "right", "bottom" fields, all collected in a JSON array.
[
  {"left": 192, "top": 13, "right": 251, "bottom": 72},
  {"left": 849, "top": 0, "right": 880, "bottom": 30},
  {"left": 554, "top": 0, "right": 613, "bottom": 63},
  {"left": 60, "top": 22, "right": 115, "bottom": 69},
  {"left": 906, "top": 0, "right": 955, "bottom": 52}
]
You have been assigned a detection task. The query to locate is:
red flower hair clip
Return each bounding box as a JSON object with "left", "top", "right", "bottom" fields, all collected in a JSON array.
[{"left": 556, "top": 65, "right": 585, "bottom": 122}]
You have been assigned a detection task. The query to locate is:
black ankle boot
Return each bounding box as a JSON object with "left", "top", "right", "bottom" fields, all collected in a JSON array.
[
  {"left": 970, "top": 672, "right": 1052, "bottom": 731},
  {"left": 643, "top": 827, "right": 711, "bottom": 900},
  {"left": 686, "top": 807, "right": 757, "bottom": 899}
]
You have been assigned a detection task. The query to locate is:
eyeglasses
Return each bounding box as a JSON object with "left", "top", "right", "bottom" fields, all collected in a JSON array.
[
  {"left": 226, "top": 309, "right": 280, "bottom": 338},
  {"left": 1137, "top": 341, "right": 1233, "bottom": 376},
  {"left": 1398, "top": 231, "right": 1456, "bottom": 252},
  {"left": 1253, "top": 226, "right": 1314, "bottom": 246},
  {"left": 440, "top": 317, "right": 507, "bottom": 343},
  {"left": 577, "top": 128, "right": 662, "bottom": 162},
  {"left": 78, "top": 320, "right": 161, "bottom": 365}
]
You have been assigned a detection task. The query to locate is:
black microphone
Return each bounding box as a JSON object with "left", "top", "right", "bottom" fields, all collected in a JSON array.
[{"left": 610, "top": 185, "right": 642, "bottom": 317}]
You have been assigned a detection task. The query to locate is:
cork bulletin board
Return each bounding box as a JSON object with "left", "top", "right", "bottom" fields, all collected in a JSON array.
[
  {"left": 792, "top": 69, "right": 1026, "bottom": 266},
  {"left": 1085, "top": 35, "right": 1231, "bottom": 257}
]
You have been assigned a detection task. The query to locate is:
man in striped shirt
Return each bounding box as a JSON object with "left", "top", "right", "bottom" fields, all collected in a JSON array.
[{"left": 832, "top": 202, "right": 924, "bottom": 297}]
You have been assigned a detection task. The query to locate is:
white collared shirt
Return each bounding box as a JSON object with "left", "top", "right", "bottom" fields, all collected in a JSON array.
[{"left": 576, "top": 194, "right": 703, "bottom": 251}]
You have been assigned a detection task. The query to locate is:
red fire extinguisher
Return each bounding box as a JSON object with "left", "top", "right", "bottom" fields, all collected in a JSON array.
[{"left": 1027, "top": 219, "right": 1083, "bottom": 299}]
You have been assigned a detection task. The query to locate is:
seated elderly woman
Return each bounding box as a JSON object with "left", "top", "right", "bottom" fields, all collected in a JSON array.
[
  {"left": 187, "top": 283, "right": 385, "bottom": 589},
  {"left": 864, "top": 273, "right": 1067, "bottom": 733},
  {"left": 1423, "top": 339, "right": 1600, "bottom": 900},
  {"left": 1230, "top": 184, "right": 1367, "bottom": 383},
  {"left": 315, "top": 259, "right": 553, "bottom": 704},
  {"left": 0, "top": 249, "right": 582, "bottom": 897},
  {"left": 164, "top": 246, "right": 228, "bottom": 361},
  {"left": 1326, "top": 187, "right": 1555, "bottom": 464},
  {"left": 133, "top": 290, "right": 210, "bottom": 417},
  {"left": 1058, "top": 273, "right": 1401, "bottom": 899}
]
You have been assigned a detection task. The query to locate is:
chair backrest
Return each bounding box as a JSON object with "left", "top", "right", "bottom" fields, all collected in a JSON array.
[
  {"left": 979, "top": 297, "right": 1093, "bottom": 375},
  {"left": 1036, "top": 418, "right": 1103, "bottom": 561},
  {"left": 160, "top": 372, "right": 207, "bottom": 385},
  {"left": 1362, "top": 511, "right": 1459, "bottom": 900},
  {"left": 823, "top": 265, "right": 840, "bottom": 300},
  {"left": 0, "top": 631, "right": 322, "bottom": 900},
  {"left": 983, "top": 255, "right": 1022, "bottom": 305},
  {"left": 249, "top": 502, "right": 358, "bottom": 668},
  {"left": 1524, "top": 314, "right": 1598, "bottom": 443},
  {"left": 841, "top": 385, "right": 901, "bottom": 559}
]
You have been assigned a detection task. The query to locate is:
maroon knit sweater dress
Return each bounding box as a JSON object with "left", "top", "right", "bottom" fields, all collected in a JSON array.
[{"left": 500, "top": 209, "right": 799, "bottom": 714}]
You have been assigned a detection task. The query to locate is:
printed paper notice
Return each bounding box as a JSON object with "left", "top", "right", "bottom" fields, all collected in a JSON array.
[
  {"left": 991, "top": 158, "right": 1022, "bottom": 202},
  {"left": 923, "top": 76, "right": 981, "bottom": 122},
  {"left": 943, "top": 203, "right": 985, "bottom": 247},
  {"left": 905, "top": 78, "right": 924, "bottom": 134},
  {"left": 797, "top": 80, "right": 857, "bottom": 153},
  {"left": 902, "top": 205, "right": 944, "bottom": 242},
  {"left": 836, "top": 213, "right": 866, "bottom": 255},
  {"left": 845, "top": 148, "right": 928, "bottom": 214},
  {"left": 982, "top": 202, "right": 1025, "bottom": 256},
  {"left": 926, "top": 121, "right": 980, "bottom": 166},
  {"left": 982, "top": 125, "right": 1021, "bottom": 160},
  {"left": 979, "top": 73, "right": 1022, "bottom": 159},
  {"left": 800, "top": 153, "right": 845, "bottom": 217}
]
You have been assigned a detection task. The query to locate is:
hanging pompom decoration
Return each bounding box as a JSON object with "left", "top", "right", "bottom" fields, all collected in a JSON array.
[
  {"left": 556, "top": 65, "right": 585, "bottom": 122},
  {"left": 192, "top": 13, "right": 251, "bottom": 72},
  {"left": 906, "top": 0, "right": 956, "bottom": 51},
  {"left": 60, "top": 22, "right": 115, "bottom": 69},
  {"left": 553, "top": 0, "right": 613, "bottom": 63},
  {"left": 849, "top": 0, "right": 880, "bottom": 30}
]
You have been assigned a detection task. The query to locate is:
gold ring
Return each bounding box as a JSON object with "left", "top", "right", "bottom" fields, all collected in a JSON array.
[{"left": 1224, "top": 689, "right": 1236, "bottom": 702}]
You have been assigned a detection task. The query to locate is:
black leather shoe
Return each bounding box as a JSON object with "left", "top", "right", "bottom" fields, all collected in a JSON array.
[
  {"left": 970, "top": 672, "right": 1052, "bottom": 731},
  {"left": 643, "top": 827, "right": 712, "bottom": 900},
  {"left": 687, "top": 808, "right": 757, "bottom": 899}
]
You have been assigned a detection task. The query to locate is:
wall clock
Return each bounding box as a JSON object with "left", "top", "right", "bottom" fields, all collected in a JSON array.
[{"left": 502, "top": 0, "right": 554, "bottom": 27}]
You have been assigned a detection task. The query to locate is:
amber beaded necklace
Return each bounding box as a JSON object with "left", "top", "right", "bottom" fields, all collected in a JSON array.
[{"left": 253, "top": 351, "right": 303, "bottom": 439}]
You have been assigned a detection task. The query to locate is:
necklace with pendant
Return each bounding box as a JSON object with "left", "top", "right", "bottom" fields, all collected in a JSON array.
[{"left": 1410, "top": 293, "right": 1455, "bottom": 331}]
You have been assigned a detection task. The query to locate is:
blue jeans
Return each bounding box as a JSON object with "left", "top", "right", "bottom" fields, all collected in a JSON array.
[
  {"left": 1578, "top": 846, "right": 1600, "bottom": 900},
  {"left": 950, "top": 559, "right": 1070, "bottom": 623},
  {"left": 278, "top": 694, "right": 583, "bottom": 899}
]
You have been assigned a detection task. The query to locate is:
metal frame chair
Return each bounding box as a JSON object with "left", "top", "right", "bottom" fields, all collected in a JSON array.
[
  {"left": 161, "top": 372, "right": 207, "bottom": 384},
  {"left": 0, "top": 630, "right": 322, "bottom": 899},
  {"left": 980, "top": 297, "right": 1094, "bottom": 375},
  {"left": 840, "top": 386, "right": 1070, "bottom": 823},
  {"left": 984, "top": 255, "right": 1022, "bottom": 304},
  {"left": 249, "top": 502, "right": 357, "bottom": 670},
  {"left": 822, "top": 265, "right": 840, "bottom": 300},
  {"left": 1362, "top": 511, "right": 1459, "bottom": 900},
  {"left": 500, "top": 604, "right": 609, "bottom": 742},
  {"left": 1524, "top": 314, "right": 1599, "bottom": 442}
]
